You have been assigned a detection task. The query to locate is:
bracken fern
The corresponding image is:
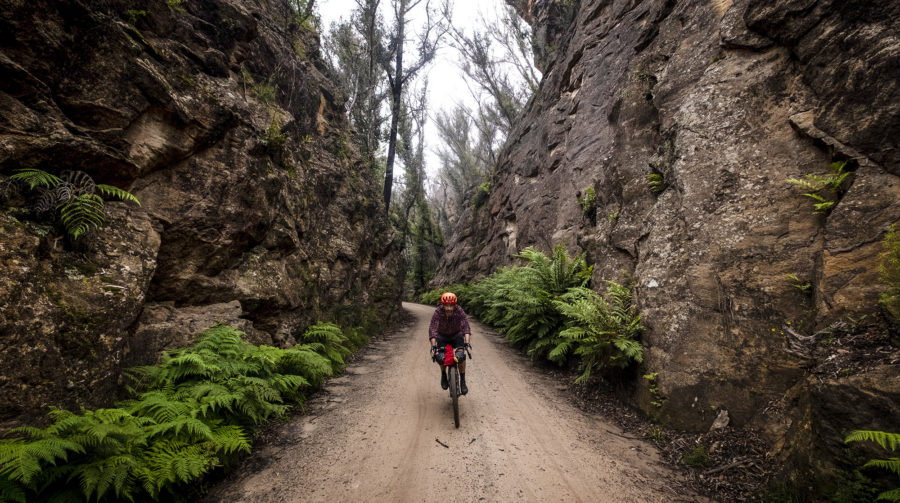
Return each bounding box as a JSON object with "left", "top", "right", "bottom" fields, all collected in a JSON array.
[{"left": 846, "top": 430, "right": 900, "bottom": 501}]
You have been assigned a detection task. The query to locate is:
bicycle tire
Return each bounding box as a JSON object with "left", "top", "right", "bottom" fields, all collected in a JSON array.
[{"left": 448, "top": 365, "right": 460, "bottom": 428}]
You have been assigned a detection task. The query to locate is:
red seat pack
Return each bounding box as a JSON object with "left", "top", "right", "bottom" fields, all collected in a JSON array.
[{"left": 443, "top": 344, "right": 455, "bottom": 366}]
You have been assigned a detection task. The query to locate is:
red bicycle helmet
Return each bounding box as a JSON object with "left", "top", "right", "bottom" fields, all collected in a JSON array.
[{"left": 440, "top": 292, "right": 457, "bottom": 305}]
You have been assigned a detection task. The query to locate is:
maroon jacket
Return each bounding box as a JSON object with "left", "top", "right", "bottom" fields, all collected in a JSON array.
[{"left": 428, "top": 305, "right": 471, "bottom": 341}]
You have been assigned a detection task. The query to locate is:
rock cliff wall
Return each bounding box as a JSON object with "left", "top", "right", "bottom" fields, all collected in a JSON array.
[
  {"left": 0, "top": 0, "right": 401, "bottom": 428},
  {"left": 436, "top": 0, "right": 899, "bottom": 484}
]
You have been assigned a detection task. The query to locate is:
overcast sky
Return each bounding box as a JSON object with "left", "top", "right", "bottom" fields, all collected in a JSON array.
[{"left": 316, "top": 0, "right": 515, "bottom": 180}]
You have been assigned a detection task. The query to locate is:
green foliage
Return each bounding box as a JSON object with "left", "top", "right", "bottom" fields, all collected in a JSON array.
[
  {"left": 466, "top": 246, "right": 593, "bottom": 362},
  {"left": 683, "top": 444, "right": 712, "bottom": 468},
  {"left": 10, "top": 168, "right": 61, "bottom": 190},
  {"left": 643, "top": 372, "right": 664, "bottom": 408},
  {"left": 880, "top": 225, "right": 900, "bottom": 321},
  {"left": 846, "top": 430, "right": 900, "bottom": 501},
  {"left": 785, "top": 273, "right": 812, "bottom": 293},
  {"left": 0, "top": 323, "right": 351, "bottom": 501},
  {"left": 787, "top": 161, "right": 851, "bottom": 215},
  {"left": 578, "top": 187, "right": 596, "bottom": 215},
  {"left": 165, "top": 0, "right": 185, "bottom": 12},
  {"left": 260, "top": 117, "right": 287, "bottom": 153},
  {"left": 419, "top": 284, "right": 469, "bottom": 306},
  {"left": 550, "top": 282, "right": 643, "bottom": 383},
  {"left": 59, "top": 193, "right": 105, "bottom": 240},
  {"left": 647, "top": 173, "right": 667, "bottom": 194},
  {"left": 11, "top": 169, "right": 140, "bottom": 240},
  {"left": 124, "top": 9, "right": 147, "bottom": 25},
  {"left": 472, "top": 181, "right": 491, "bottom": 209}
]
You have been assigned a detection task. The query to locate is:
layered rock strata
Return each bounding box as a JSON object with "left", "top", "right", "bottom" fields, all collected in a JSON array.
[
  {"left": 0, "top": 0, "right": 401, "bottom": 427},
  {"left": 436, "top": 0, "right": 899, "bottom": 486}
]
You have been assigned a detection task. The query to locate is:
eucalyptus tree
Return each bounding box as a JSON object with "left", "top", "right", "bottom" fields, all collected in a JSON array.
[
  {"left": 378, "top": 0, "right": 445, "bottom": 212},
  {"left": 325, "top": 0, "right": 386, "bottom": 172}
]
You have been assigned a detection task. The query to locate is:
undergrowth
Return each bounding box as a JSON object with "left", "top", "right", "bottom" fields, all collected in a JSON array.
[
  {"left": 422, "top": 245, "right": 643, "bottom": 378},
  {"left": 0, "top": 322, "right": 358, "bottom": 502}
]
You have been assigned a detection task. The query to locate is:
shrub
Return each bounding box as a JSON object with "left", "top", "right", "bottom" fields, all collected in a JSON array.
[
  {"left": 845, "top": 430, "right": 900, "bottom": 502},
  {"left": 880, "top": 225, "right": 900, "bottom": 321},
  {"left": 0, "top": 323, "right": 349, "bottom": 501},
  {"left": 419, "top": 284, "right": 469, "bottom": 306},
  {"left": 787, "top": 161, "right": 850, "bottom": 215}
]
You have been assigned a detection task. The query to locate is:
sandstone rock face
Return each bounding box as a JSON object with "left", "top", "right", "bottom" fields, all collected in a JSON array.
[
  {"left": 436, "top": 0, "right": 899, "bottom": 480},
  {"left": 0, "top": 0, "right": 401, "bottom": 426}
]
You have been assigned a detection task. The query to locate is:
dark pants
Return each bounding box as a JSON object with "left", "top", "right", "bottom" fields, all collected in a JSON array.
[{"left": 435, "top": 333, "right": 465, "bottom": 350}]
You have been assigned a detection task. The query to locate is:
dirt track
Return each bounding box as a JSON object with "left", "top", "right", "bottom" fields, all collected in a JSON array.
[{"left": 206, "top": 302, "right": 703, "bottom": 502}]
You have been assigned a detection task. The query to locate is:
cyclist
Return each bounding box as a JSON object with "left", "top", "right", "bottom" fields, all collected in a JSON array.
[{"left": 429, "top": 292, "right": 471, "bottom": 395}]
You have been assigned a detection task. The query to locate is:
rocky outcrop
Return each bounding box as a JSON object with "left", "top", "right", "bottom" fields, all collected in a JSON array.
[
  {"left": 436, "top": 0, "right": 899, "bottom": 486},
  {"left": 0, "top": 0, "right": 402, "bottom": 427}
]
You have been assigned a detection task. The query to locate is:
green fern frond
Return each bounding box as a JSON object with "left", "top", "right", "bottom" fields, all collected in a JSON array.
[
  {"left": 95, "top": 184, "right": 141, "bottom": 206},
  {"left": 0, "top": 476, "right": 27, "bottom": 503},
  {"left": 58, "top": 193, "right": 105, "bottom": 239},
  {"left": 846, "top": 430, "right": 900, "bottom": 451},
  {"left": 813, "top": 201, "right": 834, "bottom": 214},
  {"left": 11, "top": 169, "right": 61, "bottom": 190},
  {"left": 863, "top": 458, "right": 900, "bottom": 477}
]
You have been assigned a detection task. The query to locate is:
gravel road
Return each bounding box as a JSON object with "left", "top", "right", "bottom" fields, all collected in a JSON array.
[{"left": 206, "top": 302, "right": 704, "bottom": 502}]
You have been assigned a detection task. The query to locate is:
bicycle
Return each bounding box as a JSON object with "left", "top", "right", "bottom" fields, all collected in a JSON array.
[{"left": 432, "top": 343, "right": 472, "bottom": 428}]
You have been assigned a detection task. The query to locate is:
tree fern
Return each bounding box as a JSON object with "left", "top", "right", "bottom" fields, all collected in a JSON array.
[{"left": 846, "top": 430, "right": 900, "bottom": 501}]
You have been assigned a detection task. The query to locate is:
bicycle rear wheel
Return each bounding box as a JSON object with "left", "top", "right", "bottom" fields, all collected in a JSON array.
[{"left": 448, "top": 365, "right": 460, "bottom": 428}]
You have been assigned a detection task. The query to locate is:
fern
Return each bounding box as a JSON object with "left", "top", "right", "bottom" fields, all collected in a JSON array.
[
  {"left": 96, "top": 184, "right": 141, "bottom": 205},
  {"left": 10, "top": 168, "right": 140, "bottom": 239},
  {"left": 787, "top": 161, "right": 850, "bottom": 215},
  {"left": 301, "top": 323, "right": 351, "bottom": 367},
  {"left": 0, "top": 322, "right": 346, "bottom": 501},
  {"left": 553, "top": 282, "right": 643, "bottom": 383},
  {"left": 10, "top": 168, "right": 61, "bottom": 190},
  {"left": 647, "top": 173, "right": 667, "bottom": 194},
  {"left": 846, "top": 430, "right": 900, "bottom": 501}
]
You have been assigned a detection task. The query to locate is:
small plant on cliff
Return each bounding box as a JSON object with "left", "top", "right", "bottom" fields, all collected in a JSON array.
[
  {"left": 124, "top": 9, "right": 147, "bottom": 25},
  {"left": 785, "top": 273, "right": 812, "bottom": 294},
  {"left": 845, "top": 430, "right": 900, "bottom": 501},
  {"left": 647, "top": 173, "right": 667, "bottom": 194},
  {"left": 549, "top": 281, "right": 643, "bottom": 382},
  {"left": 578, "top": 187, "right": 596, "bottom": 216},
  {"left": 472, "top": 181, "right": 491, "bottom": 209},
  {"left": 879, "top": 225, "right": 900, "bottom": 321},
  {"left": 787, "top": 160, "right": 851, "bottom": 215},
  {"left": 643, "top": 372, "right": 664, "bottom": 408},
  {"left": 260, "top": 117, "right": 287, "bottom": 153},
  {"left": 10, "top": 168, "right": 140, "bottom": 240},
  {"left": 165, "top": 0, "right": 185, "bottom": 12}
]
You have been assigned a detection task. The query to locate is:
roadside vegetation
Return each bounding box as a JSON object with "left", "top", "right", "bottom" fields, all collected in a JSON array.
[
  {"left": 0, "top": 322, "right": 365, "bottom": 502},
  {"left": 421, "top": 246, "right": 643, "bottom": 380}
]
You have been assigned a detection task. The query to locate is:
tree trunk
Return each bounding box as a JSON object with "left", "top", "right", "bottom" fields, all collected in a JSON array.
[{"left": 382, "top": 5, "right": 405, "bottom": 212}]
